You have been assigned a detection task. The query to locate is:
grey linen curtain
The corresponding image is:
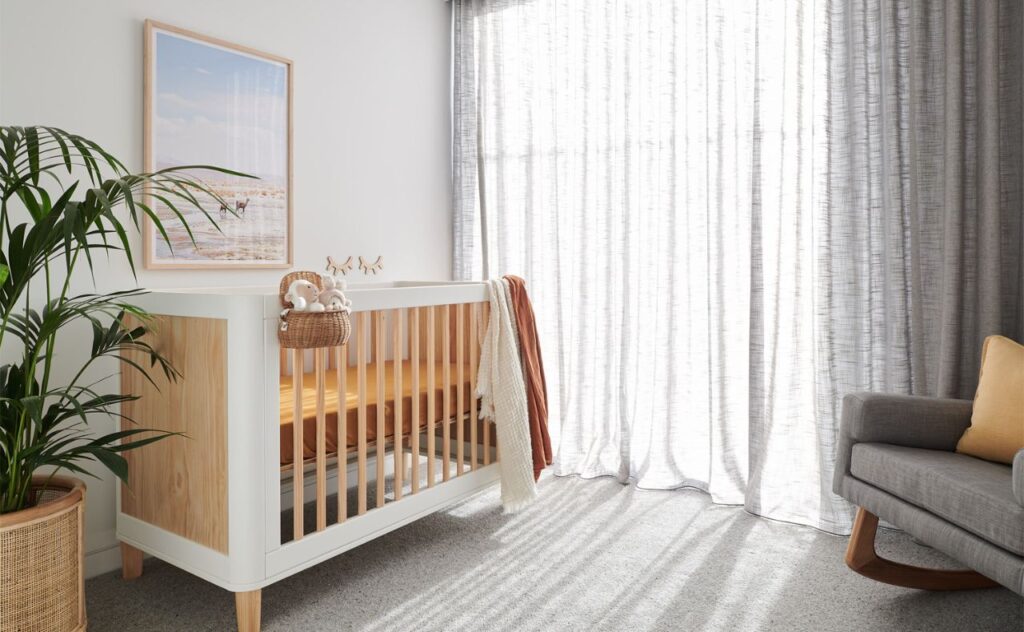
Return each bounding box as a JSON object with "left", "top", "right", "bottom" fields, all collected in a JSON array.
[{"left": 452, "top": 0, "right": 1024, "bottom": 533}]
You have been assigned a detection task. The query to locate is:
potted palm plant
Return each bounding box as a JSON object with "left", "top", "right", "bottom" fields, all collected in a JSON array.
[{"left": 0, "top": 126, "right": 243, "bottom": 631}]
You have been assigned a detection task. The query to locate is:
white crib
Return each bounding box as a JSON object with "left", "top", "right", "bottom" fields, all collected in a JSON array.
[{"left": 115, "top": 281, "right": 498, "bottom": 631}]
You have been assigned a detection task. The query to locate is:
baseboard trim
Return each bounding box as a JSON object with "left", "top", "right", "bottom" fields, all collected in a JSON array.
[{"left": 86, "top": 541, "right": 124, "bottom": 579}]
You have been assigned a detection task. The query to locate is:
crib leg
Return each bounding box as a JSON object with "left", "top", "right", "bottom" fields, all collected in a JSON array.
[
  {"left": 235, "top": 589, "right": 262, "bottom": 632},
  {"left": 121, "top": 542, "right": 143, "bottom": 580}
]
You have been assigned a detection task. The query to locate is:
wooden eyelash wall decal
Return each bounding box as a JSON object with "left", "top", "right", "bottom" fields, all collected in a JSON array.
[
  {"left": 359, "top": 256, "right": 384, "bottom": 275},
  {"left": 326, "top": 255, "right": 354, "bottom": 276}
]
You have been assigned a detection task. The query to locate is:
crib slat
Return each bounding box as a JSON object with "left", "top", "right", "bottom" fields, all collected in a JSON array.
[
  {"left": 426, "top": 306, "right": 436, "bottom": 488},
  {"left": 470, "top": 302, "right": 478, "bottom": 470},
  {"left": 392, "top": 308, "right": 404, "bottom": 501},
  {"left": 456, "top": 303, "right": 465, "bottom": 476},
  {"left": 482, "top": 301, "right": 491, "bottom": 466},
  {"left": 292, "top": 349, "right": 304, "bottom": 540},
  {"left": 410, "top": 307, "right": 421, "bottom": 494},
  {"left": 315, "top": 348, "right": 327, "bottom": 532},
  {"left": 376, "top": 311, "right": 386, "bottom": 508},
  {"left": 442, "top": 305, "right": 451, "bottom": 482},
  {"left": 357, "top": 312, "right": 368, "bottom": 515},
  {"left": 336, "top": 344, "right": 347, "bottom": 523},
  {"left": 483, "top": 417, "right": 491, "bottom": 466}
]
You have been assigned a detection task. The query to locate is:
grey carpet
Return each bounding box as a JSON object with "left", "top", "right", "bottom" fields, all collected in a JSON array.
[{"left": 86, "top": 475, "right": 1023, "bottom": 631}]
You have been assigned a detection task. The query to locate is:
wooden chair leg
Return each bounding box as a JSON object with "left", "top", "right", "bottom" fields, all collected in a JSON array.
[
  {"left": 121, "top": 543, "right": 143, "bottom": 581},
  {"left": 235, "top": 589, "right": 262, "bottom": 632},
  {"left": 845, "top": 507, "right": 1000, "bottom": 591}
]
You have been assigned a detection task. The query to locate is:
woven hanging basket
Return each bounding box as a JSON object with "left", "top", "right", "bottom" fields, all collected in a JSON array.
[
  {"left": 0, "top": 476, "right": 87, "bottom": 632},
  {"left": 278, "top": 271, "right": 352, "bottom": 349}
]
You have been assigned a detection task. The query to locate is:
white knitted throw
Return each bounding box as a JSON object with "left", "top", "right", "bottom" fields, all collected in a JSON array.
[{"left": 477, "top": 279, "right": 537, "bottom": 512}]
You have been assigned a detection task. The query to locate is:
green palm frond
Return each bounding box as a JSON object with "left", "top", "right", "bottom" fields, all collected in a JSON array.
[{"left": 0, "top": 125, "right": 252, "bottom": 513}]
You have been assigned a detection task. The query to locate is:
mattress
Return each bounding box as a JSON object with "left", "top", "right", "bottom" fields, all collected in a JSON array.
[{"left": 279, "top": 360, "right": 473, "bottom": 466}]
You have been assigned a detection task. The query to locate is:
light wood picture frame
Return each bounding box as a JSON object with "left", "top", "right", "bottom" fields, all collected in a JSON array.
[{"left": 143, "top": 19, "right": 293, "bottom": 269}]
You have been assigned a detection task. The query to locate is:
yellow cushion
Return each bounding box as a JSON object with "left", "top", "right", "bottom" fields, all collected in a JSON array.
[{"left": 956, "top": 335, "right": 1024, "bottom": 464}]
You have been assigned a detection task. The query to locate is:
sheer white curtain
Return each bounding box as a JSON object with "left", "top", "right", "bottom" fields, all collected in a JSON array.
[{"left": 452, "top": 0, "right": 1024, "bottom": 534}]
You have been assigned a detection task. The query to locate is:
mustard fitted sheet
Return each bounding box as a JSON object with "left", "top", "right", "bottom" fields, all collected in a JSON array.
[{"left": 279, "top": 361, "right": 472, "bottom": 466}]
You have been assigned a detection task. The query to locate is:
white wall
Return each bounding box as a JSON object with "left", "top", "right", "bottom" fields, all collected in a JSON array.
[{"left": 0, "top": 0, "right": 453, "bottom": 577}]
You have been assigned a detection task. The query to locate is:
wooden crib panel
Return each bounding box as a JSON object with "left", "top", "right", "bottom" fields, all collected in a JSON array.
[
  {"left": 120, "top": 314, "right": 228, "bottom": 554},
  {"left": 410, "top": 307, "right": 421, "bottom": 494},
  {"left": 392, "top": 308, "right": 404, "bottom": 501}
]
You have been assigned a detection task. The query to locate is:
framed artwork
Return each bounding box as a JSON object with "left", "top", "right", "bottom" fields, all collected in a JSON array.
[{"left": 143, "top": 20, "right": 293, "bottom": 269}]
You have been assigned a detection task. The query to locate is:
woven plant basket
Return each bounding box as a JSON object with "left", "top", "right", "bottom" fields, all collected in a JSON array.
[
  {"left": 0, "top": 476, "right": 87, "bottom": 632},
  {"left": 279, "top": 271, "right": 351, "bottom": 349}
]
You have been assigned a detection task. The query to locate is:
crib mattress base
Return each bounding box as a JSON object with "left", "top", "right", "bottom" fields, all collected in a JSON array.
[{"left": 279, "top": 360, "right": 473, "bottom": 466}]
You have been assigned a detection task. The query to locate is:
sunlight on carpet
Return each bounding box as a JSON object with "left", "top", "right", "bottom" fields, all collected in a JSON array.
[{"left": 86, "top": 475, "right": 1022, "bottom": 632}]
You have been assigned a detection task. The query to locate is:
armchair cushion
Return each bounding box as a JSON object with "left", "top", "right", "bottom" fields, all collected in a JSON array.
[
  {"left": 851, "top": 443, "right": 1023, "bottom": 556},
  {"left": 956, "top": 335, "right": 1024, "bottom": 464}
]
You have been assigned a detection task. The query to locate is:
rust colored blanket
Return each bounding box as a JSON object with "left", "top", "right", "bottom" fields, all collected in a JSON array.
[{"left": 504, "top": 276, "right": 553, "bottom": 480}]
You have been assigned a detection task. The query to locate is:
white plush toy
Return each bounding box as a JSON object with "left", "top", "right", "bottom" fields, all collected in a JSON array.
[
  {"left": 319, "top": 274, "right": 352, "bottom": 312},
  {"left": 284, "top": 279, "right": 321, "bottom": 312}
]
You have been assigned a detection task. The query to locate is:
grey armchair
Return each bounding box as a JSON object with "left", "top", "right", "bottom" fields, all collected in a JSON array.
[{"left": 833, "top": 392, "right": 1023, "bottom": 595}]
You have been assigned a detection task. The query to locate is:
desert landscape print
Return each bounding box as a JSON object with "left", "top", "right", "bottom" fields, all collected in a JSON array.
[{"left": 147, "top": 23, "right": 291, "bottom": 266}]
